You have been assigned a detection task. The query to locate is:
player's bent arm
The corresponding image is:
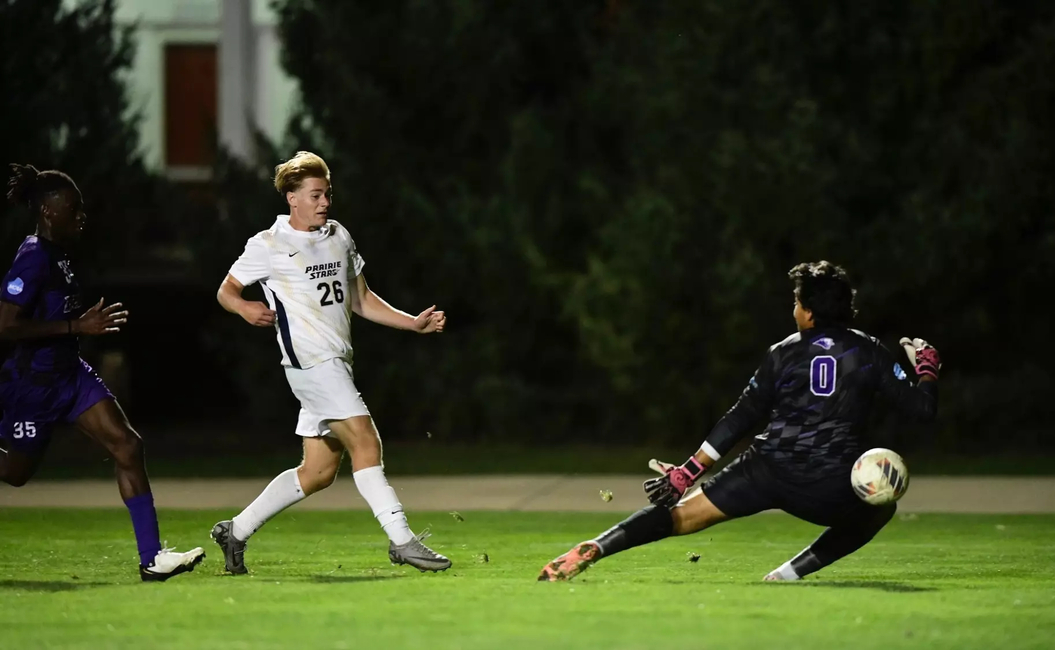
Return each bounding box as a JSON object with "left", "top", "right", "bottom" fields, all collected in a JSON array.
[
  {"left": 0, "top": 299, "right": 126, "bottom": 339},
  {"left": 351, "top": 273, "right": 417, "bottom": 330},
  {"left": 881, "top": 374, "right": 938, "bottom": 422},
  {"left": 217, "top": 275, "right": 276, "bottom": 327},
  {"left": 875, "top": 343, "right": 938, "bottom": 422},
  {"left": 0, "top": 301, "right": 72, "bottom": 340},
  {"left": 217, "top": 274, "right": 249, "bottom": 314}
]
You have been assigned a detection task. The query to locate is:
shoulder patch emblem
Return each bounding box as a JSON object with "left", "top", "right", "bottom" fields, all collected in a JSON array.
[{"left": 812, "top": 337, "right": 835, "bottom": 350}]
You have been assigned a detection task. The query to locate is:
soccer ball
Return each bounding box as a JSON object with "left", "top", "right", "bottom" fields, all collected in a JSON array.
[{"left": 850, "top": 448, "right": 909, "bottom": 505}]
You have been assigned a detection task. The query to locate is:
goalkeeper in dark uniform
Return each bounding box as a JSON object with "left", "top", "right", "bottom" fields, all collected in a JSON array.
[{"left": 539, "top": 261, "right": 940, "bottom": 582}]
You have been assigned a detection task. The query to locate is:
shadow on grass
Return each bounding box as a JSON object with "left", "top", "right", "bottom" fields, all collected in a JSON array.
[
  {"left": 309, "top": 574, "right": 408, "bottom": 584},
  {"left": 773, "top": 580, "right": 936, "bottom": 593},
  {"left": 0, "top": 579, "right": 110, "bottom": 592}
]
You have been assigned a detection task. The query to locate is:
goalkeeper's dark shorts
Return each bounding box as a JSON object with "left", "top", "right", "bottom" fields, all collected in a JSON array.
[{"left": 701, "top": 447, "right": 889, "bottom": 527}]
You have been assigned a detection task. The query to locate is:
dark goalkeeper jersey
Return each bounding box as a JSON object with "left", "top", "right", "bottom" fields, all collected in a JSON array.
[{"left": 703, "top": 327, "right": 937, "bottom": 474}]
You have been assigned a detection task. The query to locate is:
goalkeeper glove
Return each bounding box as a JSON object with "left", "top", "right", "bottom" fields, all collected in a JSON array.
[
  {"left": 643, "top": 456, "right": 708, "bottom": 509},
  {"left": 899, "top": 337, "right": 941, "bottom": 380}
]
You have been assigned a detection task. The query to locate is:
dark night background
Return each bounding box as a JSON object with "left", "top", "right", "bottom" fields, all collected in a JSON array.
[{"left": 1, "top": 0, "right": 1052, "bottom": 475}]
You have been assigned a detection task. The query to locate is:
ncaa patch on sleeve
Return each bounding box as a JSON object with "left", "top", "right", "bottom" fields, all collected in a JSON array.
[{"left": 6, "top": 277, "right": 24, "bottom": 295}]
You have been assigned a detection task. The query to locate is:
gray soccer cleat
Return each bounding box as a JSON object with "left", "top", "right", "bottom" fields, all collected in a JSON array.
[
  {"left": 388, "top": 529, "right": 452, "bottom": 572},
  {"left": 210, "top": 520, "right": 248, "bottom": 575}
]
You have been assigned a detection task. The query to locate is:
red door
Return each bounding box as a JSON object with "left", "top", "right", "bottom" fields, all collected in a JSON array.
[{"left": 164, "top": 44, "right": 217, "bottom": 168}]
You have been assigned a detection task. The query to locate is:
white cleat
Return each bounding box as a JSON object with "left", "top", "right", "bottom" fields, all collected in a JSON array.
[
  {"left": 763, "top": 569, "right": 786, "bottom": 581},
  {"left": 140, "top": 546, "right": 206, "bottom": 582}
]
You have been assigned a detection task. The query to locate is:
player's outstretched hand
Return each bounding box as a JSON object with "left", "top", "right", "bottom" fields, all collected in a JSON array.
[
  {"left": 899, "top": 337, "right": 941, "bottom": 380},
  {"left": 75, "top": 298, "right": 128, "bottom": 335},
  {"left": 643, "top": 456, "right": 708, "bottom": 509},
  {"left": 239, "top": 301, "right": 276, "bottom": 327},
  {"left": 412, "top": 305, "right": 446, "bottom": 334}
]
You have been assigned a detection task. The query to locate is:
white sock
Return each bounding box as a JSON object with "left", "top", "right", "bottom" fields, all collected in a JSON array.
[
  {"left": 773, "top": 560, "right": 801, "bottom": 581},
  {"left": 352, "top": 465, "right": 414, "bottom": 545},
  {"left": 231, "top": 468, "right": 306, "bottom": 541}
]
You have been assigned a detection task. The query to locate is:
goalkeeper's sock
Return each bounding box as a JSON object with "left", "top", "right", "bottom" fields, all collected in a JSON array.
[
  {"left": 771, "top": 558, "right": 803, "bottom": 580},
  {"left": 593, "top": 505, "right": 674, "bottom": 557},
  {"left": 787, "top": 503, "right": 897, "bottom": 578}
]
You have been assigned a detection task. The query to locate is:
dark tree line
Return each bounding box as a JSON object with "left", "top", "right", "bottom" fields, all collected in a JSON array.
[{"left": 3, "top": 0, "right": 1052, "bottom": 452}]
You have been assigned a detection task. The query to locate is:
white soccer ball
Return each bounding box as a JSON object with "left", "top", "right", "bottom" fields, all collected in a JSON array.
[{"left": 850, "top": 448, "right": 910, "bottom": 505}]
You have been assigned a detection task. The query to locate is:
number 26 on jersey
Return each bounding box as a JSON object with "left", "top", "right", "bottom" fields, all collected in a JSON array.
[{"left": 318, "top": 280, "right": 344, "bottom": 306}]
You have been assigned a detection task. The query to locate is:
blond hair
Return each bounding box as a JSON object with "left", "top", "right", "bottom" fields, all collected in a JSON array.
[{"left": 273, "top": 151, "right": 330, "bottom": 194}]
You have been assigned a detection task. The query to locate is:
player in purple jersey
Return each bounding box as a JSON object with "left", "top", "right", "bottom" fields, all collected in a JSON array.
[
  {"left": 539, "top": 261, "right": 940, "bottom": 582},
  {"left": 0, "top": 164, "right": 204, "bottom": 581}
]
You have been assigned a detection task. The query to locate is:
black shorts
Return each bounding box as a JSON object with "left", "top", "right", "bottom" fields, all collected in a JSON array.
[{"left": 701, "top": 447, "right": 888, "bottom": 527}]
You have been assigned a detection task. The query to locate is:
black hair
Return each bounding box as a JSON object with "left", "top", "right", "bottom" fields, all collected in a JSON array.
[
  {"left": 788, "top": 260, "right": 857, "bottom": 327},
  {"left": 6, "top": 163, "right": 78, "bottom": 215}
]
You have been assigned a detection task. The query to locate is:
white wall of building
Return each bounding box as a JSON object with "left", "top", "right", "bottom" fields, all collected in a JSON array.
[{"left": 65, "top": 0, "right": 299, "bottom": 171}]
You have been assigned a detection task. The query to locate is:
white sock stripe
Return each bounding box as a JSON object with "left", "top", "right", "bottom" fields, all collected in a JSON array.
[{"left": 777, "top": 560, "right": 800, "bottom": 581}]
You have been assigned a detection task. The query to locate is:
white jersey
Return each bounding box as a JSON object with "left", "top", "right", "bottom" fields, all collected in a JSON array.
[{"left": 228, "top": 215, "right": 365, "bottom": 369}]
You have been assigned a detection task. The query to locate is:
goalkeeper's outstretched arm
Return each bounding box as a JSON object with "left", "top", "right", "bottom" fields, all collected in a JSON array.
[
  {"left": 700, "top": 347, "right": 779, "bottom": 461},
  {"left": 643, "top": 348, "right": 778, "bottom": 508}
]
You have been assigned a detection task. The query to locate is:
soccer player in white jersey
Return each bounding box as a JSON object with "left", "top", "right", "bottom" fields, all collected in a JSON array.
[{"left": 209, "top": 151, "right": 451, "bottom": 573}]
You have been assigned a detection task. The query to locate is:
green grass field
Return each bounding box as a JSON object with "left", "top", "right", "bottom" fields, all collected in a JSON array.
[
  {"left": 0, "top": 510, "right": 1052, "bottom": 649},
  {"left": 33, "top": 442, "right": 1055, "bottom": 478},
  {"left": 32, "top": 433, "right": 1055, "bottom": 478}
]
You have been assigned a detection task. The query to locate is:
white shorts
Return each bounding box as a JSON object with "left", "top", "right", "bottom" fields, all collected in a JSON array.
[{"left": 284, "top": 358, "right": 371, "bottom": 438}]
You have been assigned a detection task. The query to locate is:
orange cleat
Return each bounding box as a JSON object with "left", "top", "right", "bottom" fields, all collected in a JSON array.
[{"left": 538, "top": 541, "right": 602, "bottom": 582}]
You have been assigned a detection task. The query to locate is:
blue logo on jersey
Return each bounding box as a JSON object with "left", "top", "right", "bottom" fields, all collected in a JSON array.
[
  {"left": 893, "top": 363, "right": 907, "bottom": 380},
  {"left": 813, "top": 337, "right": 835, "bottom": 350},
  {"left": 6, "top": 278, "right": 24, "bottom": 295}
]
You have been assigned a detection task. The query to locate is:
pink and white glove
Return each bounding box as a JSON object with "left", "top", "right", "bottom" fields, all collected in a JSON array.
[
  {"left": 643, "top": 456, "right": 708, "bottom": 509},
  {"left": 900, "top": 337, "right": 941, "bottom": 380}
]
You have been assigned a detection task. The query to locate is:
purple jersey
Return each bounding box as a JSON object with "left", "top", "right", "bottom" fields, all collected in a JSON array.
[
  {"left": 0, "top": 236, "right": 111, "bottom": 453},
  {"left": 0, "top": 236, "right": 82, "bottom": 375}
]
